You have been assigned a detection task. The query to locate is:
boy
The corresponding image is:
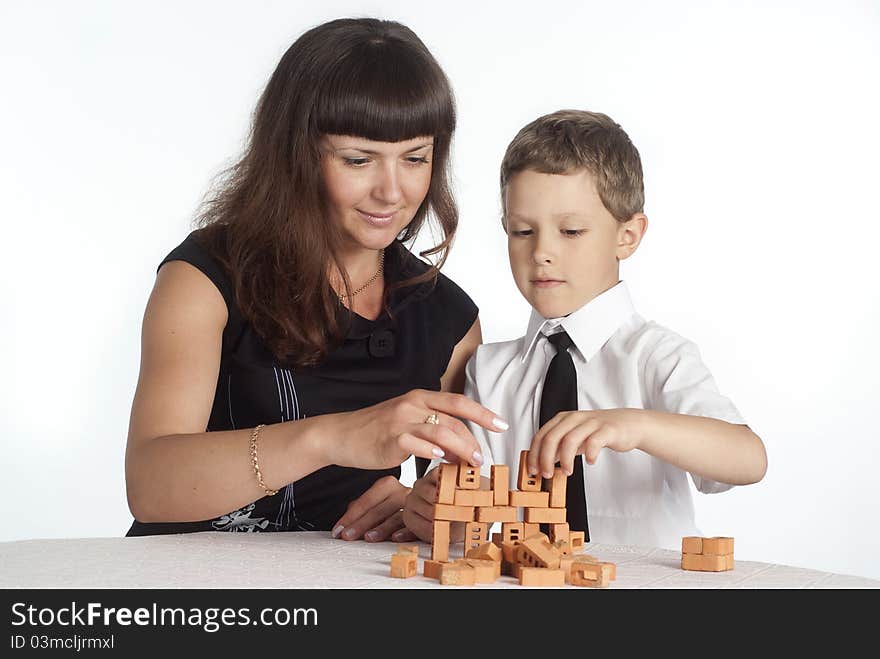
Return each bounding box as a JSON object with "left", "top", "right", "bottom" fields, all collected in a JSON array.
[{"left": 399, "top": 109, "right": 767, "bottom": 550}]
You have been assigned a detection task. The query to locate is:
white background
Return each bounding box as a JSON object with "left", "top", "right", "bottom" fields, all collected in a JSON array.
[{"left": 2, "top": 1, "right": 878, "bottom": 579}]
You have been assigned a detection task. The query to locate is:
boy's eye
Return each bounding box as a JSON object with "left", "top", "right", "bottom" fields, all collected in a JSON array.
[
  {"left": 562, "top": 229, "right": 586, "bottom": 237},
  {"left": 510, "top": 229, "right": 533, "bottom": 237},
  {"left": 342, "top": 157, "right": 370, "bottom": 167}
]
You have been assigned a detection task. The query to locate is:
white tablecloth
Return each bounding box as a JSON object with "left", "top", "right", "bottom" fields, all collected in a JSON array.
[{"left": 1, "top": 532, "right": 876, "bottom": 588}]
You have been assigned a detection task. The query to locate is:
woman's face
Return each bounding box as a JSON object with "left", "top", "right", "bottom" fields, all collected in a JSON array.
[{"left": 320, "top": 134, "right": 434, "bottom": 252}]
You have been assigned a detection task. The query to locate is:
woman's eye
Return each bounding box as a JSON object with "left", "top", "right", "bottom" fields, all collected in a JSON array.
[
  {"left": 406, "top": 156, "right": 430, "bottom": 165},
  {"left": 343, "top": 157, "right": 370, "bottom": 167}
]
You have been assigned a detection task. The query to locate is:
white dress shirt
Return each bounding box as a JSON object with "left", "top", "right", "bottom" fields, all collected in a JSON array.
[{"left": 454, "top": 281, "right": 746, "bottom": 550}]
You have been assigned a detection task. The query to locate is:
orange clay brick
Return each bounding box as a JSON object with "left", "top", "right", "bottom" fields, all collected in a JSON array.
[
  {"left": 519, "top": 567, "right": 565, "bottom": 587},
  {"left": 502, "top": 522, "right": 525, "bottom": 544},
  {"left": 466, "top": 542, "right": 502, "bottom": 563},
  {"left": 491, "top": 465, "right": 510, "bottom": 505},
  {"left": 501, "top": 542, "right": 519, "bottom": 564},
  {"left": 681, "top": 553, "right": 731, "bottom": 572},
  {"left": 516, "top": 534, "right": 561, "bottom": 569},
  {"left": 524, "top": 507, "right": 567, "bottom": 524},
  {"left": 517, "top": 450, "right": 542, "bottom": 491},
  {"left": 436, "top": 463, "right": 458, "bottom": 505},
  {"left": 432, "top": 520, "right": 450, "bottom": 562},
  {"left": 491, "top": 532, "right": 503, "bottom": 547},
  {"left": 433, "top": 503, "right": 475, "bottom": 522},
  {"left": 569, "top": 531, "right": 585, "bottom": 552},
  {"left": 552, "top": 540, "right": 572, "bottom": 556},
  {"left": 463, "top": 558, "right": 501, "bottom": 583},
  {"left": 464, "top": 522, "right": 489, "bottom": 551},
  {"left": 476, "top": 506, "right": 518, "bottom": 523},
  {"left": 523, "top": 523, "right": 540, "bottom": 539},
  {"left": 571, "top": 562, "right": 610, "bottom": 588},
  {"left": 550, "top": 523, "right": 570, "bottom": 544},
  {"left": 396, "top": 544, "right": 419, "bottom": 556},
  {"left": 726, "top": 554, "right": 735, "bottom": 570},
  {"left": 548, "top": 468, "right": 568, "bottom": 508},
  {"left": 423, "top": 559, "right": 446, "bottom": 579},
  {"left": 454, "top": 489, "right": 495, "bottom": 507},
  {"left": 681, "top": 536, "right": 703, "bottom": 555},
  {"left": 390, "top": 552, "right": 417, "bottom": 578},
  {"left": 702, "top": 537, "right": 735, "bottom": 556},
  {"left": 439, "top": 563, "right": 476, "bottom": 586},
  {"left": 560, "top": 555, "right": 599, "bottom": 584},
  {"left": 509, "top": 491, "right": 550, "bottom": 507},
  {"left": 457, "top": 464, "right": 480, "bottom": 490}
]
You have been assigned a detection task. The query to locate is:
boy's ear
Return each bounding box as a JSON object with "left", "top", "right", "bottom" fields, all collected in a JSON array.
[{"left": 616, "top": 213, "right": 648, "bottom": 261}]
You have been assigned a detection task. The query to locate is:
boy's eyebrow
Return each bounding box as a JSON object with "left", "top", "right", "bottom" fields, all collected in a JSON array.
[{"left": 506, "top": 212, "right": 590, "bottom": 222}]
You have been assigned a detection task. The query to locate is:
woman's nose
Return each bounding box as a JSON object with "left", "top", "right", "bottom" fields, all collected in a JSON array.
[{"left": 373, "top": 163, "right": 403, "bottom": 206}]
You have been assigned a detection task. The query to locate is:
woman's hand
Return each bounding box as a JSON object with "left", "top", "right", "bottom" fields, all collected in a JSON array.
[
  {"left": 528, "top": 409, "right": 646, "bottom": 478},
  {"left": 331, "top": 475, "right": 414, "bottom": 542},
  {"left": 329, "top": 389, "right": 507, "bottom": 472}
]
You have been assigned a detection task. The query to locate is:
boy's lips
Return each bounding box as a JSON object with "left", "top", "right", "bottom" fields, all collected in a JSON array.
[{"left": 531, "top": 279, "right": 565, "bottom": 288}]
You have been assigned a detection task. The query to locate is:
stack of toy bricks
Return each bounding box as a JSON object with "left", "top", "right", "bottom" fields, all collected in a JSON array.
[
  {"left": 681, "top": 536, "right": 734, "bottom": 572},
  {"left": 421, "top": 450, "right": 615, "bottom": 587}
]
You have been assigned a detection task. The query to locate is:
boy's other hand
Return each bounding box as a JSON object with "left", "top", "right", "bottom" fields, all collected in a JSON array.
[
  {"left": 396, "top": 467, "right": 440, "bottom": 543},
  {"left": 527, "top": 409, "right": 645, "bottom": 477}
]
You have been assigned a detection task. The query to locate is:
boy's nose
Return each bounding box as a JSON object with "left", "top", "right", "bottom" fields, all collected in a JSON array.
[{"left": 531, "top": 237, "right": 556, "bottom": 264}]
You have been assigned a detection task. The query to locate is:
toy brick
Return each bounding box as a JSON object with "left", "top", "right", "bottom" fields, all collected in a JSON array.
[
  {"left": 454, "top": 489, "right": 495, "bottom": 507},
  {"left": 681, "top": 553, "right": 730, "bottom": 572},
  {"left": 569, "top": 531, "right": 585, "bottom": 552},
  {"left": 464, "top": 522, "right": 489, "bottom": 551},
  {"left": 519, "top": 567, "right": 565, "bottom": 587},
  {"left": 549, "top": 523, "right": 570, "bottom": 544},
  {"left": 432, "top": 521, "right": 450, "bottom": 562},
  {"left": 571, "top": 562, "right": 610, "bottom": 588},
  {"left": 561, "top": 555, "right": 599, "bottom": 583},
  {"left": 552, "top": 540, "right": 572, "bottom": 556},
  {"left": 517, "top": 534, "right": 561, "bottom": 569},
  {"left": 457, "top": 464, "right": 480, "bottom": 490},
  {"left": 476, "top": 506, "right": 518, "bottom": 523},
  {"left": 390, "top": 553, "right": 417, "bottom": 578},
  {"left": 464, "top": 558, "right": 501, "bottom": 583},
  {"left": 509, "top": 491, "right": 550, "bottom": 507},
  {"left": 491, "top": 465, "right": 510, "bottom": 505},
  {"left": 548, "top": 468, "right": 568, "bottom": 508},
  {"left": 433, "top": 503, "right": 476, "bottom": 522},
  {"left": 436, "top": 463, "right": 458, "bottom": 504},
  {"left": 517, "top": 450, "right": 542, "bottom": 491},
  {"left": 396, "top": 544, "right": 419, "bottom": 556},
  {"left": 466, "top": 541, "right": 502, "bottom": 563},
  {"left": 702, "top": 537, "right": 735, "bottom": 556},
  {"left": 524, "top": 507, "right": 567, "bottom": 524},
  {"left": 725, "top": 554, "right": 735, "bottom": 570},
  {"left": 502, "top": 522, "right": 525, "bottom": 544},
  {"left": 523, "top": 523, "right": 540, "bottom": 539},
  {"left": 501, "top": 542, "right": 519, "bottom": 563},
  {"left": 439, "top": 563, "right": 476, "bottom": 586},
  {"left": 491, "top": 532, "right": 503, "bottom": 547},
  {"left": 681, "top": 536, "right": 703, "bottom": 555},
  {"left": 423, "top": 559, "right": 446, "bottom": 579}
]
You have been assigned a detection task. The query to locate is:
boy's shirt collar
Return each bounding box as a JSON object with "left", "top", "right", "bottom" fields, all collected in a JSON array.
[{"left": 521, "top": 280, "right": 637, "bottom": 363}]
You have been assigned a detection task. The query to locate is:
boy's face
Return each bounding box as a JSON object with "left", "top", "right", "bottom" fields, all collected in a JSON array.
[{"left": 504, "top": 168, "right": 645, "bottom": 319}]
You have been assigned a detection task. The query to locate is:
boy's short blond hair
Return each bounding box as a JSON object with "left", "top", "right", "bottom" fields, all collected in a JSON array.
[{"left": 500, "top": 109, "right": 644, "bottom": 223}]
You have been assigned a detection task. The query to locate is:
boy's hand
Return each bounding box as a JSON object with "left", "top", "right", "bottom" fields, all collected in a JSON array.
[
  {"left": 395, "top": 467, "right": 440, "bottom": 543},
  {"left": 528, "top": 409, "right": 646, "bottom": 478}
]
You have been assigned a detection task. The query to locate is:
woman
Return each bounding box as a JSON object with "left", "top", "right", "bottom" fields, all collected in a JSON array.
[{"left": 124, "top": 18, "right": 506, "bottom": 542}]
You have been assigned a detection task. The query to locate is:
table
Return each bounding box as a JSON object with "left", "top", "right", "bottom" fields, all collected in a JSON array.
[{"left": 1, "top": 532, "right": 877, "bottom": 588}]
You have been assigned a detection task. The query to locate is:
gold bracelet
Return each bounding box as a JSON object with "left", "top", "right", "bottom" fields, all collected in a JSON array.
[{"left": 249, "top": 424, "right": 278, "bottom": 496}]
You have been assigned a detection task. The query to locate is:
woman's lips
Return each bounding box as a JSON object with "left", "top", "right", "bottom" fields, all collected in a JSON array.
[{"left": 357, "top": 209, "right": 396, "bottom": 227}]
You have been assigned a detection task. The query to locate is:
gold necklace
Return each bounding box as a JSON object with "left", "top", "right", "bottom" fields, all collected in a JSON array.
[{"left": 338, "top": 249, "right": 385, "bottom": 302}]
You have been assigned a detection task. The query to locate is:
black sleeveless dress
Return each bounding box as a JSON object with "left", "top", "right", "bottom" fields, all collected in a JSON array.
[{"left": 126, "top": 230, "right": 478, "bottom": 536}]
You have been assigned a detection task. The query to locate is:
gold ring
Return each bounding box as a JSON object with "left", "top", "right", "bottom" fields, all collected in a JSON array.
[{"left": 424, "top": 412, "right": 440, "bottom": 425}]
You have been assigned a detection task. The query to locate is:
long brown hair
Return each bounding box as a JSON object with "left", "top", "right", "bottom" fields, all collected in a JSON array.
[{"left": 194, "top": 18, "right": 457, "bottom": 367}]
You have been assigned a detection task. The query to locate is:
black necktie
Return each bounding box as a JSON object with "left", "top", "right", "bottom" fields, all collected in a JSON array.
[{"left": 539, "top": 330, "right": 589, "bottom": 539}]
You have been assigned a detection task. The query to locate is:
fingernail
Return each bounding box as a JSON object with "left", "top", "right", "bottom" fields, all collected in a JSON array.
[
  {"left": 342, "top": 527, "right": 357, "bottom": 540},
  {"left": 472, "top": 450, "right": 483, "bottom": 465},
  {"left": 365, "top": 530, "right": 379, "bottom": 542},
  {"left": 331, "top": 525, "right": 344, "bottom": 539},
  {"left": 432, "top": 447, "right": 445, "bottom": 458},
  {"left": 528, "top": 466, "right": 538, "bottom": 476},
  {"left": 493, "top": 417, "right": 509, "bottom": 431},
  {"left": 543, "top": 471, "right": 553, "bottom": 479}
]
